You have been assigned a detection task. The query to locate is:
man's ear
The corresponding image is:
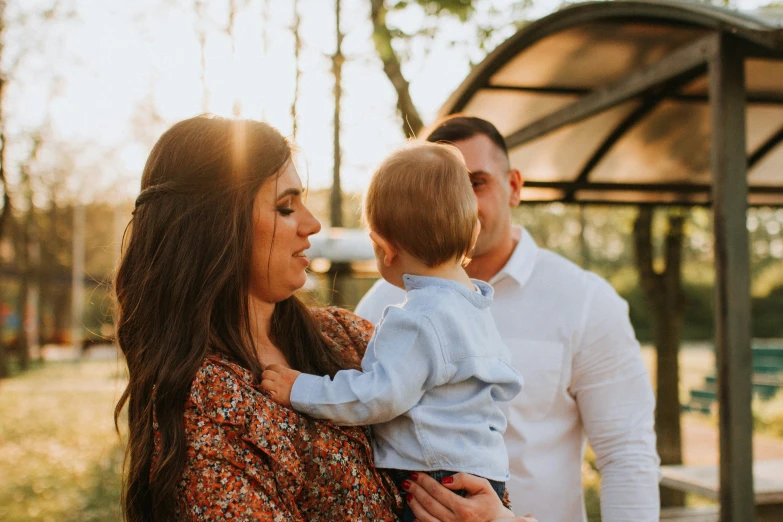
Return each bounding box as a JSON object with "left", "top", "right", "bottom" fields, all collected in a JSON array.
[
  {"left": 508, "top": 168, "right": 523, "bottom": 207},
  {"left": 369, "top": 231, "right": 398, "bottom": 267}
]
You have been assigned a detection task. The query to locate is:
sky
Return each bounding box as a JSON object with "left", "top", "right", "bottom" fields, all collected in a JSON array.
[{"left": 3, "top": 0, "right": 774, "bottom": 202}]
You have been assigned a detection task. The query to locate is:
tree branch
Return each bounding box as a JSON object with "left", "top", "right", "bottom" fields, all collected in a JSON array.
[{"left": 369, "top": 0, "right": 424, "bottom": 138}]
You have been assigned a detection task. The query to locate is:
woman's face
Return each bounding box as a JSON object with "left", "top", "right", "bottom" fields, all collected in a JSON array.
[{"left": 249, "top": 161, "right": 321, "bottom": 303}]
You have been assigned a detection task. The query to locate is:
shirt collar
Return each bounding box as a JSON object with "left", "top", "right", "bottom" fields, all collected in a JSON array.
[
  {"left": 489, "top": 225, "right": 538, "bottom": 288},
  {"left": 402, "top": 274, "right": 494, "bottom": 309}
]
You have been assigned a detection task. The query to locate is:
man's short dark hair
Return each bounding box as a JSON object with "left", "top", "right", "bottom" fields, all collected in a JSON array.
[{"left": 424, "top": 115, "right": 508, "bottom": 157}]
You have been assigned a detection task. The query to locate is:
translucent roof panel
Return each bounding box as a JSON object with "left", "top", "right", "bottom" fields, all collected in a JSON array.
[
  {"left": 461, "top": 90, "right": 578, "bottom": 136},
  {"left": 489, "top": 24, "right": 710, "bottom": 90},
  {"left": 505, "top": 101, "right": 640, "bottom": 182},
  {"left": 591, "top": 100, "right": 712, "bottom": 185},
  {"left": 439, "top": 0, "right": 783, "bottom": 206}
]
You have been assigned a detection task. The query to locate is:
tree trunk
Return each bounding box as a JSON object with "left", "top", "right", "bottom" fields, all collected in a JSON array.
[
  {"left": 0, "top": 0, "right": 9, "bottom": 377},
  {"left": 17, "top": 213, "right": 30, "bottom": 370},
  {"left": 194, "top": 0, "right": 209, "bottom": 113},
  {"left": 291, "top": 0, "right": 301, "bottom": 140},
  {"left": 16, "top": 134, "right": 43, "bottom": 370},
  {"left": 369, "top": 0, "right": 424, "bottom": 138},
  {"left": 228, "top": 0, "right": 241, "bottom": 117},
  {"left": 633, "top": 206, "right": 686, "bottom": 507},
  {"left": 579, "top": 205, "right": 590, "bottom": 269},
  {"left": 331, "top": 0, "right": 343, "bottom": 228}
]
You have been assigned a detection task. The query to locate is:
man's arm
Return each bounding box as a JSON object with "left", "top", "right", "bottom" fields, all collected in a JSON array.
[
  {"left": 355, "top": 278, "right": 406, "bottom": 324},
  {"left": 571, "top": 276, "right": 660, "bottom": 522},
  {"left": 290, "top": 307, "right": 444, "bottom": 425}
]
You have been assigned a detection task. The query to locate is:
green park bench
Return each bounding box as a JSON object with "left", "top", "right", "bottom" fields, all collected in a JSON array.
[{"left": 682, "top": 345, "right": 783, "bottom": 413}]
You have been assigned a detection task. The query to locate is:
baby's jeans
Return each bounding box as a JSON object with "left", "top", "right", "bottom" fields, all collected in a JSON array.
[{"left": 386, "top": 469, "right": 506, "bottom": 522}]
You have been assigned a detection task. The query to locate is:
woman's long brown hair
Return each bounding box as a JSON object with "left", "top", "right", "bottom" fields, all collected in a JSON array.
[{"left": 114, "top": 116, "right": 349, "bottom": 521}]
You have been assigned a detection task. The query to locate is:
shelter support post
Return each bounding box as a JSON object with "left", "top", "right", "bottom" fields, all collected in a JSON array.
[{"left": 709, "top": 33, "right": 754, "bottom": 522}]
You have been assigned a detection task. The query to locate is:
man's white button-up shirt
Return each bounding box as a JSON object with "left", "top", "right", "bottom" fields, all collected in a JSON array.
[{"left": 355, "top": 226, "right": 661, "bottom": 522}]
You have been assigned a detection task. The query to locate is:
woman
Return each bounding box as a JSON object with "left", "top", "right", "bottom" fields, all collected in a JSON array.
[{"left": 114, "top": 115, "right": 537, "bottom": 522}]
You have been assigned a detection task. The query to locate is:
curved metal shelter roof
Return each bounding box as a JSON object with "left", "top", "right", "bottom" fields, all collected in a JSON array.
[
  {"left": 438, "top": 0, "right": 783, "bottom": 206},
  {"left": 439, "top": 2, "right": 782, "bottom": 519}
]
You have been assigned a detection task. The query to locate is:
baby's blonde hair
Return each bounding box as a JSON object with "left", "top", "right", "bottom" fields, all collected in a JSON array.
[{"left": 363, "top": 142, "right": 478, "bottom": 268}]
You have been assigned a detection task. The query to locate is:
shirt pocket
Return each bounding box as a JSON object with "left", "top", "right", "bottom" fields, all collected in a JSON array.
[{"left": 505, "top": 339, "right": 565, "bottom": 421}]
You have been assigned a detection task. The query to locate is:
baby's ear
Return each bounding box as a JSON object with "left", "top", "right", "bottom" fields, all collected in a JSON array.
[
  {"left": 471, "top": 220, "right": 481, "bottom": 249},
  {"left": 369, "top": 231, "right": 398, "bottom": 267}
]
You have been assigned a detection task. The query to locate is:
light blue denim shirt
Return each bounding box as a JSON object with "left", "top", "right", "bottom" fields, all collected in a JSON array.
[{"left": 291, "top": 274, "right": 524, "bottom": 481}]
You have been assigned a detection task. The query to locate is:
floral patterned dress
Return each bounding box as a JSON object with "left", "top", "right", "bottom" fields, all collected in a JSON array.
[{"left": 172, "top": 307, "right": 403, "bottom": 521}]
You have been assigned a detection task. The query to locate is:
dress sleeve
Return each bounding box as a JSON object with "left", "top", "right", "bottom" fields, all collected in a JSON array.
[
  {"left": 312, "top": 306, "right": 375, "bottom": 363},
  {"left": 182, "top": 361, "right": 306, "bottom": 521}
]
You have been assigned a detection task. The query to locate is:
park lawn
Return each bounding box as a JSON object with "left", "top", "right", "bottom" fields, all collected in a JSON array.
[
  {"left": 0, "top": 358, "right": 128, "bottom": 522},
  {"left": 2, "top": 350, "right": 781, "bottom": 522}
]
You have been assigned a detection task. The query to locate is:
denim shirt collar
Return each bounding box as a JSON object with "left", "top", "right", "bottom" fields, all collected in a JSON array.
[{"left": 402, "top": 274, "right": 494, "bottom": 309}]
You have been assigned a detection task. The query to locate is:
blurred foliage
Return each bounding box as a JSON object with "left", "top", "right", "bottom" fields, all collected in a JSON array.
[
  {"left": 1, "top": 200, "right": 128, "bottom": 343},
  {"left": 510, "top": 204, "right": 783, "bottom": 342},
  {"left": 583, "top": 446, "right": 602, "bottom": 522},
  {"left": 754, "top": 393, "right": 783, "bottom": 438},
  {"left": 3, "top": 193, "right": 783, "bottom": 346}
]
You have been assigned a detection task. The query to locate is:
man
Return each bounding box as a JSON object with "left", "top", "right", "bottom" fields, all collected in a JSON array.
[{"left": 355, "top": 116, "right": 660, "bottom": 522}]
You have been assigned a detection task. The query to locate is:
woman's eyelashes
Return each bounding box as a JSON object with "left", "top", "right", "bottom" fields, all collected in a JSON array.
[{"left": 276, "top": 197, "right": 295, "bottom": 215}]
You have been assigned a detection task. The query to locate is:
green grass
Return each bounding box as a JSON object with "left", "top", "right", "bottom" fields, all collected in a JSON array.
[{"left": 0, "top": 358, "right": 128, "bottom": 522}]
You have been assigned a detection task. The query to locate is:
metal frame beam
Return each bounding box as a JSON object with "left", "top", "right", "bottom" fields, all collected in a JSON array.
[
  {"left": 483, "top": 84, "right": 783, "bottom": 106},
  {"left": 749, "top": 125, "right": 783, "bottom": 168},
  {"left": 564, "top": 95, "right": 667, "bottom": 201},
  {"left": 523, "top": 180, "right": 783, "bottom": 194},
  {"left": 504, "top": 34, "right": 718, "bottom": 149},
  {"left": 516, "top": 199, "right": 782, "bottom": 208},
  {"left": 710, "top": 33, "right": 755, "bottom": 522}
]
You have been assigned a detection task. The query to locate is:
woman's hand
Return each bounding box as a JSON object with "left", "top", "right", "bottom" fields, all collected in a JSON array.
[
  {"left": 260, "top": 364, "right": 301, "bottom": 407},
  {"left": 403, "top": 472, "right": 537, "bottom": 522}
]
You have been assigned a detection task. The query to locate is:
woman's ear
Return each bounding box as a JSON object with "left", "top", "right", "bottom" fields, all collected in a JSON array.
[{"left": 369, "top": 231, "right": 398, "bottom": 267}]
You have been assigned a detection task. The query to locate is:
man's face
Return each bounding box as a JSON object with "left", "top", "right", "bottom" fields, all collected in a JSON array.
[{"left": 452, "top": 134, "right": 521, "bottom": 258}]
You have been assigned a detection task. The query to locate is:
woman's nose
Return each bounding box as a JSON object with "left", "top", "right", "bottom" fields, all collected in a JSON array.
[{"left": 301, "top": 205, "right": 321, "bottom": 236}]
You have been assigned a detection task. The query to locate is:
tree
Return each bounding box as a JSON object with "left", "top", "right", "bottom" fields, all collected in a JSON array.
[
  {"left": 291, "top": 0, "right": 302, "bottom": 140},
  {"left": 0, "top": 0, "right": 10, "bottom": 378},
  {"left": 369, "top": 0, "right": 425, "bottom": 138},
  {"left": 194, "top": 0, "right": 210, "bottom": 112},
  {"left": 329, "top": 0, "right": 351, "bottom": 307},
  {"left": 226, "top": 0, "right": 251, "bottom": 117},
  {"left": 15, "top": 132, "right": 43, "bottom": 370},
  {"left": 368, "top": 1, "right": 481, "bottom": 138},
  {"left": 331, "top": 0, "right": 344, "bottom": 228},
  {"left": 633, "top": 206, "right": 686, "bottom": 508}
]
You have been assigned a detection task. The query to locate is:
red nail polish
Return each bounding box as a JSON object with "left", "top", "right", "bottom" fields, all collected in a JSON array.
[
  {"left": 406, "top": 493, "right": 413, "bottom": 503},
  {"left": 441, "top": 476, "right": 454, "bottom": 484},
  {"left": 402, "top": 480, "right": 411, "bottom": 490},
  {"left": 410, "top": 472, "right": 419, "bottom": 480}
]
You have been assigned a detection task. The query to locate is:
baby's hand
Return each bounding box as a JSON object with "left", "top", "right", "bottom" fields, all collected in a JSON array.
[{"left": 261, "top": 364, "right": 301, "bottom": 407}]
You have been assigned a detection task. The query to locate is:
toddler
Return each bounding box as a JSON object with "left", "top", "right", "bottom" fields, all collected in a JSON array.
[{"left": 262, "top": 142, "right": 523, "bottom": 522}]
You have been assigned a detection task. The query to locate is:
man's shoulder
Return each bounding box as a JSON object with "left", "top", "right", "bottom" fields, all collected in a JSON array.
[
  {"left": 532, "top": 246, "right": 611, "bottom": 297},
  {"left": 355, "top": 279, "right": 406, "bottom": 324}
]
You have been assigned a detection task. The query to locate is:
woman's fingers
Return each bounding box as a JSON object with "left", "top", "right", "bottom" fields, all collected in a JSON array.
[
  {"left": 439, "top": 472, "right": 489, "bottom": 495},
  {"left": 406, "top": 474, "right": 456, "bottom": 522},
  {"left": 406, "top": 494, "right": 442, "bottom": 522}
]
